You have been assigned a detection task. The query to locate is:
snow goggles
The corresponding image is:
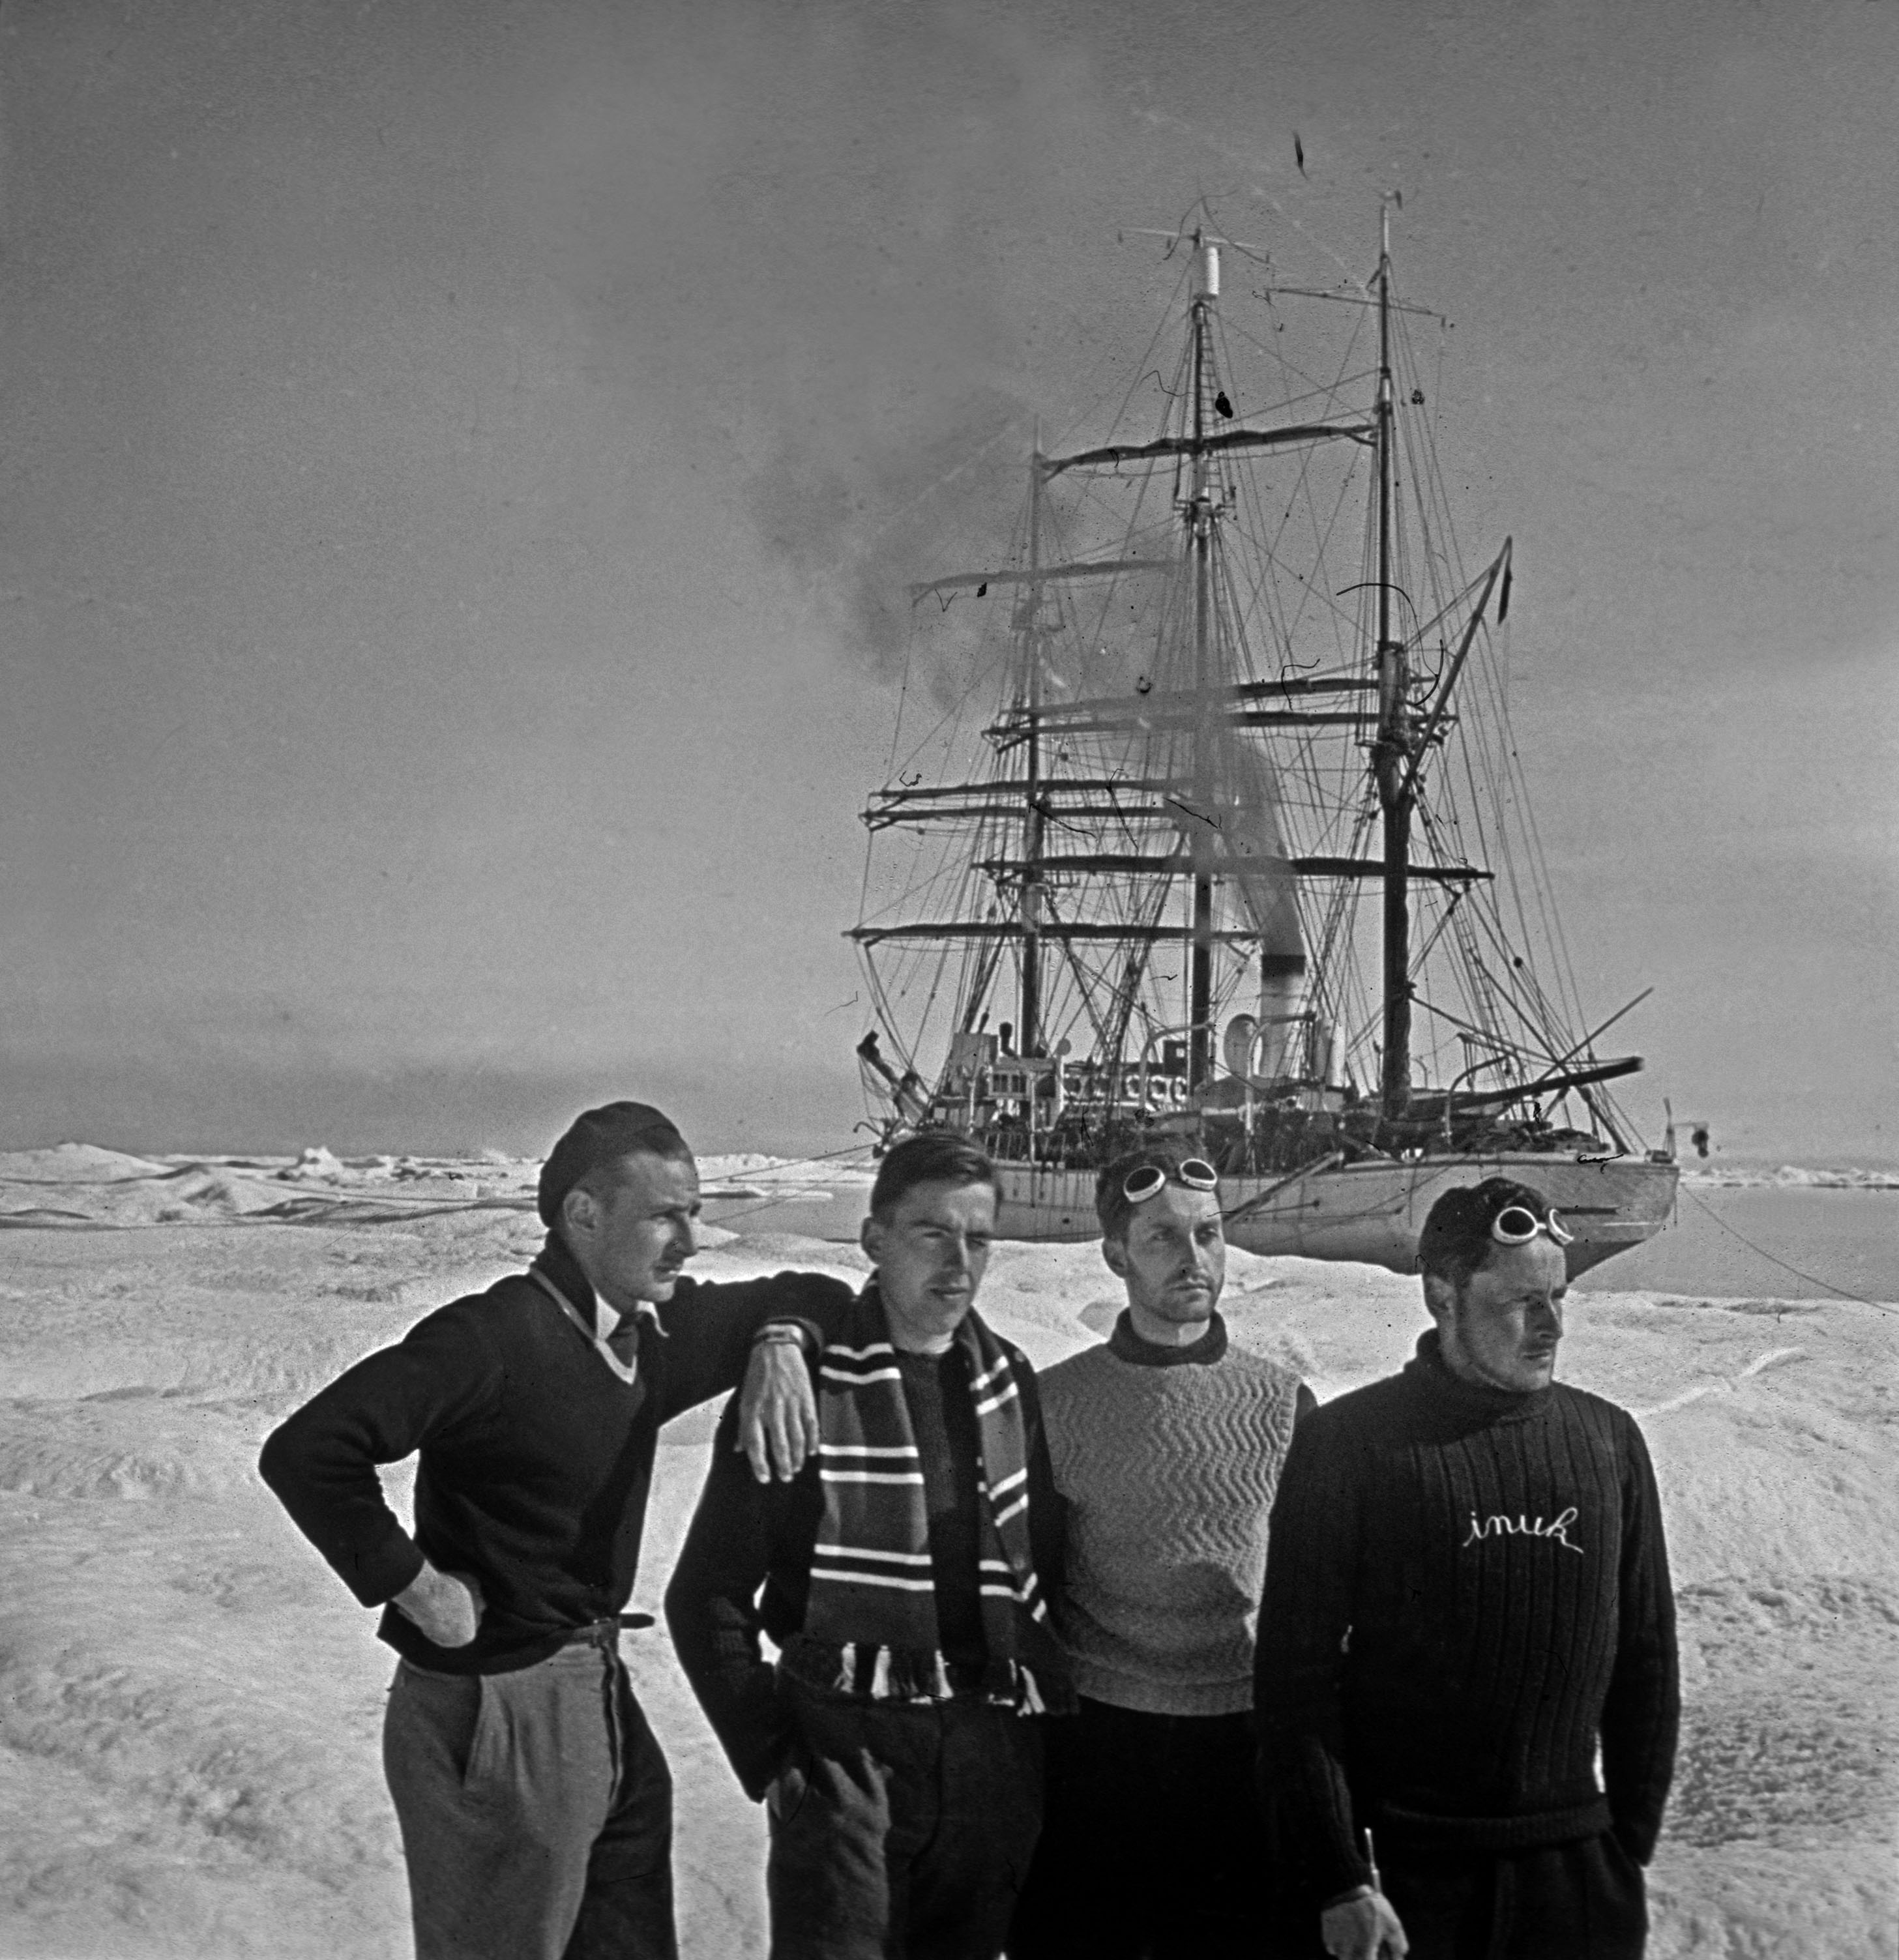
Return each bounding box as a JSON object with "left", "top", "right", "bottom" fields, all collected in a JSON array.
[
  {"left": 1490, "top": 1204, "right": 1574, "bottom": 1248},
  {"left": 1123, "top": 1158, "right": 1220, "bottom": 1202}
]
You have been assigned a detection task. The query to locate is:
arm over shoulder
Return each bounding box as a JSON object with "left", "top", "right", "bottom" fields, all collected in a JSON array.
[{"left": 656, "top": 1270, "right": 857, "bottom": 1422}]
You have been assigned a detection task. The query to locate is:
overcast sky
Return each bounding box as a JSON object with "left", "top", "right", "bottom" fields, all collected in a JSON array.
[{"left": 3, "top": 0, "right": 1893, "bottom": 1163}]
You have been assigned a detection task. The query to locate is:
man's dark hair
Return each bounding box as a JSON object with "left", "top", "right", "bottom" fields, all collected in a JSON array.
[
  {"left": 869, "top": 1132, "right": 997, "bottom": 1222},
  {"left": 1417, "top": 1177, "right": 1555, "bottom": 1288},
  {"left": 1095, "top": 1138, "right": 1220, "bottom": 1244},
  {"left": 537, "top": 1101, "right": 693, "bottom": 1228}
]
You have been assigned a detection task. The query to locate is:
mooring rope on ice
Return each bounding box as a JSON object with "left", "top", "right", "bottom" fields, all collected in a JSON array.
[
  {"left": 695, "top": 1143, "right": 880, "bottom": 1228},
  {"left": 1678, "top": 1181, "right": 1894, "bottom": 1313}
]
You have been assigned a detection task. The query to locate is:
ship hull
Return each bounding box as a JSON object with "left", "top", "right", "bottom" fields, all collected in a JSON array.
[{"left": 993, "top": 1153, "right": 1679, "bottom": 1278}]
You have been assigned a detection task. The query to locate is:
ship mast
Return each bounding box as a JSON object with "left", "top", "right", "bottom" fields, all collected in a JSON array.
[
  {"left": 849, "top": 207, "right": 1668, "bottom": 1244},
  {"left": 1372, "top": 201, "right": 1413, "bottom": 1119},
  {"left": 1020, "top": 430, "right": 1046, "bottom": 1058},
  {"left": 1187, "top": 235, "right": 1217, "bottom": 1089}
]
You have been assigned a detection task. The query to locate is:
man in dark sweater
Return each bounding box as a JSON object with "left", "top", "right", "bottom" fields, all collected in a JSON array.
[
  {"left": 1010, "top": 1141, "right": 1314, "bottom": 1960},
  {"left": 258, "top": 1101, "right": 852, "bottom": 1960},
  {"left": 1254, "top": 1177, "right": 1679, "bottom": 1960},
  {"left": 665, "top": 1134, "right": 1071, "bottom": 1960}
]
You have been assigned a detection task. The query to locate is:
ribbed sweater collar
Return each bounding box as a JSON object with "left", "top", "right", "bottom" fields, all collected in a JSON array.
[
  {"left": 1403, "top": 1328, "right": 1550, "bottom": 1425},
  {"left": 1108, "top": 1309, "right": 1228, "bottom": 1368}
]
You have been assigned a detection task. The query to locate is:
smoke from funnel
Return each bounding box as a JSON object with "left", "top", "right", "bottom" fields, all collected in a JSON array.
[{"left": 494, "top": 6, "right": 1108, "bottom": 680}]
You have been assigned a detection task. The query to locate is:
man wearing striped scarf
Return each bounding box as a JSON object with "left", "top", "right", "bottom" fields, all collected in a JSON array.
[{"left": 666, "top": 1133, "right": 1071, "bottom": 1960}]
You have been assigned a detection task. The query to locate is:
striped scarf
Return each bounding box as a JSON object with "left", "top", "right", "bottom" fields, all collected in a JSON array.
[{"left": 798, "top": 1284, "right": 1063, "bottom": 1712}]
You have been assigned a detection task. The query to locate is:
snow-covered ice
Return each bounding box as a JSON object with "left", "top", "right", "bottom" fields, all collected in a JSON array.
[{"left": 0, "top": 1150, "right": 1891, "bottom": 1956}]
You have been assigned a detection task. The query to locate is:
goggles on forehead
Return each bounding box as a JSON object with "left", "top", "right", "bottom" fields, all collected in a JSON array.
[
  {"left": 1490, "top": 1204, "right": 1574, "bottom": 1248},
  {"left": 1123, "top": 1158, "right": 1220, "bottom": 1203}
]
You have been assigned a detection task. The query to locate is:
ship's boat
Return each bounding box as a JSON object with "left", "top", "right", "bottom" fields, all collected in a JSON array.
[{"left": 850, "top": 205, "right": 1677, "bottom": 1276}]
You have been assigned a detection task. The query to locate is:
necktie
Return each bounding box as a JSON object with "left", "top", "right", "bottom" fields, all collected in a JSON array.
[{"left": 606, "top": 1312, "right": 644, "bottom": 1374}]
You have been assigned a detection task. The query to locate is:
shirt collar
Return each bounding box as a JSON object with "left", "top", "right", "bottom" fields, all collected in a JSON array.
[{"left": 529, "top": 1237, "right": 658, "bottom": 1385}]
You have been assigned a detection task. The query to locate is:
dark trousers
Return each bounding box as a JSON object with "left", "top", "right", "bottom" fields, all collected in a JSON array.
[
  {"left": 1008, "top": 1697, "right": 1279, "bottom": 1960},
  {"left": 767, "top": 1676, "right": 1045, "bottom": 1960},
  {"left": 383, "top": 1641, "right": 677, "bottom": 1960},
  {"left": 1373, "top": 1833, "right": 1649, "bottom": 1960}
]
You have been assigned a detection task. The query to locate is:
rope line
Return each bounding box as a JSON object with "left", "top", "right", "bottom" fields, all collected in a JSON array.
[
  {"left": 695, "top": 1144, "right": 881, "bottom": 1229},
  {"left": 1677, "top": 1182, "right": 1894, "bottom": 1313}
]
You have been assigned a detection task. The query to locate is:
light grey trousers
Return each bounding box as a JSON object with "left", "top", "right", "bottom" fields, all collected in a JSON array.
[{"left": 383, "top": 1639, "right": 677, "bottom": 1960}]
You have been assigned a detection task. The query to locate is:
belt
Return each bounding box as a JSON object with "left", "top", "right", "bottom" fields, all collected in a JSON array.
[
  {"left": 559, "top": 1612, "right": 656, "bottom": 1652},
  {"left": 1374, "top": 1795, "right": 1612, "bottom": 1850}
]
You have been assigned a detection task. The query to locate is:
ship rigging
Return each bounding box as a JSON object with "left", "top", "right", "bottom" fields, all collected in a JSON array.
[{"left": 848, "top": 204, "right": 1677, "bottom": 1275}]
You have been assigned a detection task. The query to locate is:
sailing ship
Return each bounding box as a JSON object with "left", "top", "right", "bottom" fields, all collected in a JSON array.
[{"left": 849, "top": 206, "right": 1678, "bottom": 1277}]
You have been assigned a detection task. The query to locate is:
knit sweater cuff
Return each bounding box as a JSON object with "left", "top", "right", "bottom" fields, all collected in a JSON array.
[{"left": 349, "top": 1523, "right": 427, "bottom": 1609}]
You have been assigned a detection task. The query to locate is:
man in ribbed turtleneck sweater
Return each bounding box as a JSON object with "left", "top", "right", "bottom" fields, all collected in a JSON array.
[
  {"left": 1009, "top": 1141, "right": 1315, "bottom": 1960},
  {"left": 1254, "top": 1178, "right": 1679, "bottom": 1960}
]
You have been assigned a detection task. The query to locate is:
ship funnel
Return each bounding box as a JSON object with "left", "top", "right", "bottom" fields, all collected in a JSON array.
[{"left": 1256, "top": 954, "right": 1305, "bottom": 1078}]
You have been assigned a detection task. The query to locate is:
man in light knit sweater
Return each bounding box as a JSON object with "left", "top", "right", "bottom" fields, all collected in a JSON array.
[{"left": 1009, "top": 1141, "right": 1314, "bottom": 1960}]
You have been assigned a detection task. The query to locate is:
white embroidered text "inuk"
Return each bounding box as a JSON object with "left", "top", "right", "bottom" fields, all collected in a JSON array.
[{"left": 1461, "top": 1505, "right": 1585, "bottom": 1555}]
